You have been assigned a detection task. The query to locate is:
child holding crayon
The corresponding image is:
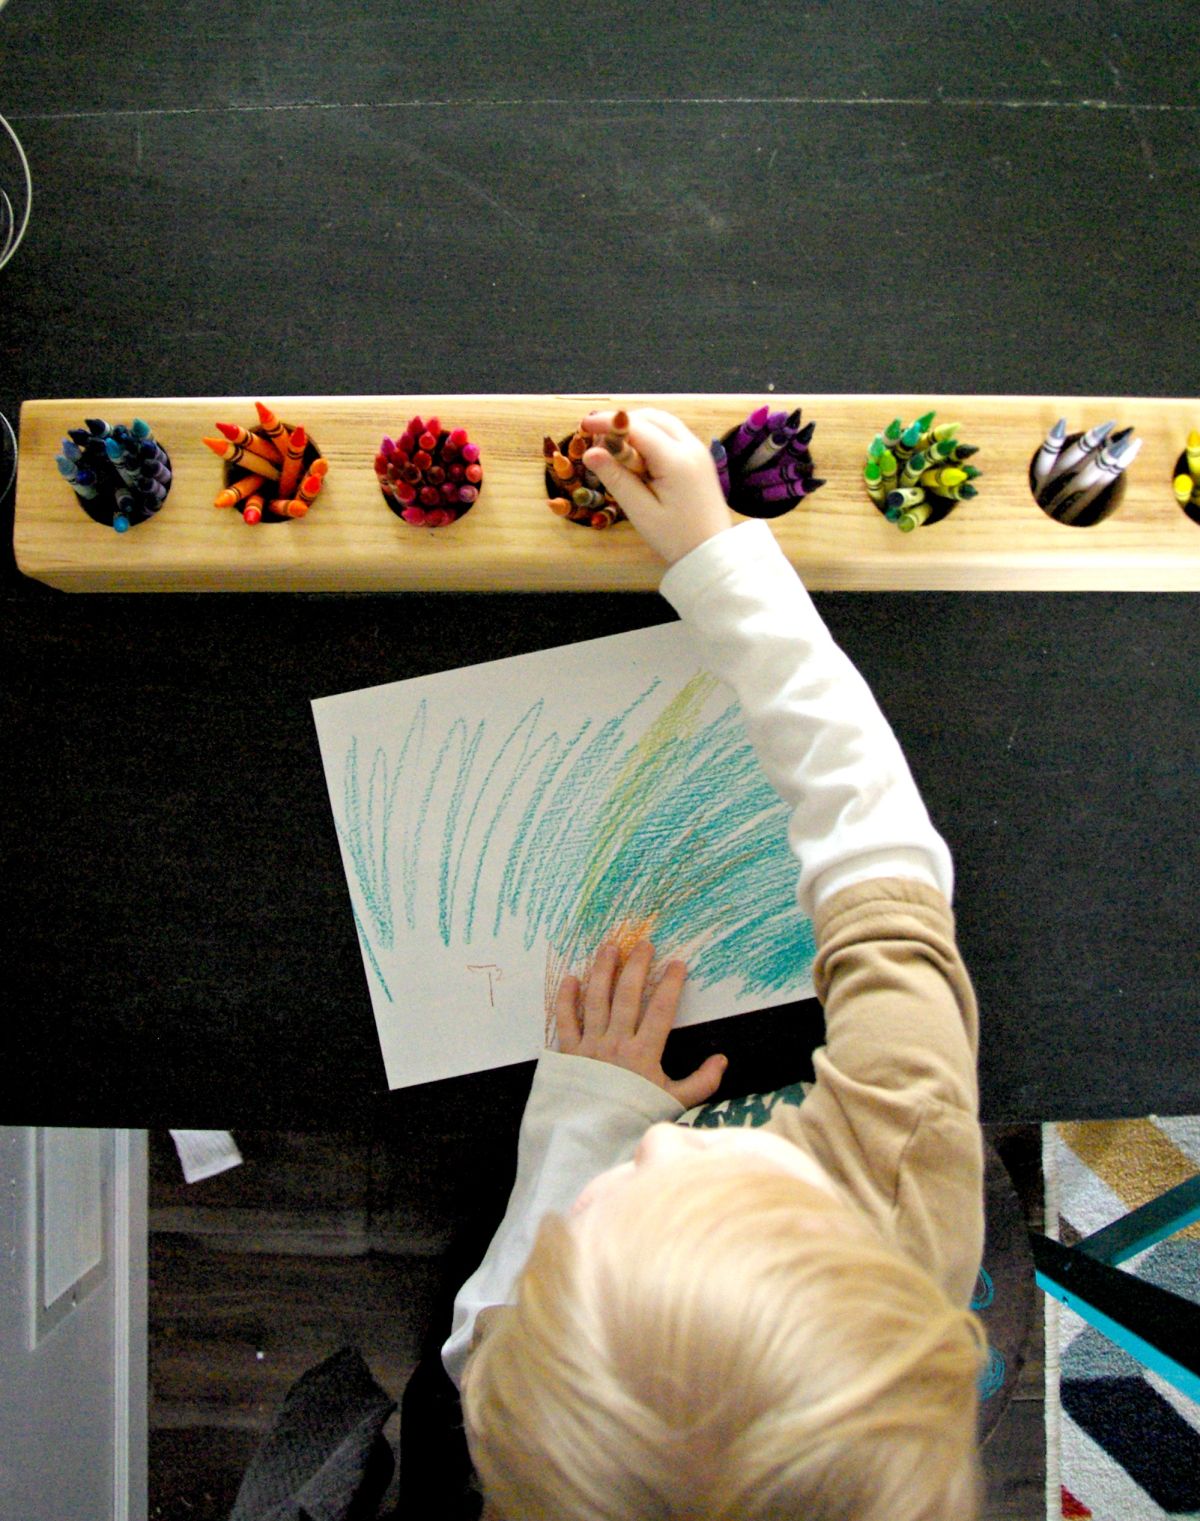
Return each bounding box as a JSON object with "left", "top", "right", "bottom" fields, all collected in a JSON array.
[{"left": 444, "top": 408, "right": 987, "bottom": 1521}]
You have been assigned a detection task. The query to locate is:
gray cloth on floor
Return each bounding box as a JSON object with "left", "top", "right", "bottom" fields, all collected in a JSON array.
[{"left": 230, "top": 1346, "right": 396, "bottom": 1521}]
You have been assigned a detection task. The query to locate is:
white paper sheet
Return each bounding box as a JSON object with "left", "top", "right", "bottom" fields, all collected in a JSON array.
[{"left": 311, "top": 620, "right": 815, "bottom": 1090}]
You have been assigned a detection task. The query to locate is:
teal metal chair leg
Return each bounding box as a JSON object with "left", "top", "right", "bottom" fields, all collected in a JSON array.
[{"left": 1034, "top": 1169, "right": 1200, "bottom": 1402}]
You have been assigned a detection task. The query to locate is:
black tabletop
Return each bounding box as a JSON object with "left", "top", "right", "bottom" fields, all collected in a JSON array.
[{"left": 2, "top": 0, "right": 1198, "bottom": 1127}]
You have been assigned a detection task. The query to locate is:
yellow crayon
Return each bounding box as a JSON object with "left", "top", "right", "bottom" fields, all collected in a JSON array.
[
  {"left": 920, "top": 466, "right": 967, "bottom": 491},
  {"left": 1174, "top": 473, "right": 1194, "bottom": 505},
  {"left": 1187, "top": 430, "right": 1200, "bottom": 480}
]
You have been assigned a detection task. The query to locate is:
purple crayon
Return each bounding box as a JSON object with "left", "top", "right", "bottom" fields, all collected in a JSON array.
[{"left": 723, "top": 404, "right": 772, "bottom": 463}]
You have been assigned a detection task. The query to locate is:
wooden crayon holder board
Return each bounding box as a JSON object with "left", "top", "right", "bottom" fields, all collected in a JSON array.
[{"left": 14, "top": 393, "right": 1200, "bottom": 592}]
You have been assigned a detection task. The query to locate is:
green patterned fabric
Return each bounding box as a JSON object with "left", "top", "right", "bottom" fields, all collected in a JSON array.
[{"left": 679, "top": 1080, "right": 812, "bottom": 1130}]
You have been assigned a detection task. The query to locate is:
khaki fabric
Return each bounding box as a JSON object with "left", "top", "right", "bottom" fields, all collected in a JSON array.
[{"left": 765, "top": 876, "right": 984, "bottom": 1308}]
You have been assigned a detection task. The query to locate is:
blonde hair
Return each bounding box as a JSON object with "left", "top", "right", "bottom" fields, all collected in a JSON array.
[{"left": 463, "top": 1153, "right": 988, "bottom": 1521}]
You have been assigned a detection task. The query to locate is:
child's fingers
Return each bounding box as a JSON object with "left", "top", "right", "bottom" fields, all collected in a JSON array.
[
  {"left": 554, "top": 974, "right": 582, "bottom": 1052},
  {"left": 609, "top": 940, "right": 654, "bottom": 1036},
  {"left": 582, "top": 447, "right": 662, "bottom": 516},
  {"left": 582, "top": 942, "right": 618, "bottom": 1038},
  {"left": 637, "top": 958, "right": 689, "bottom": 1050},
  {"left": 668, "top": 1053, "right": 728, "bottom": 1111}
]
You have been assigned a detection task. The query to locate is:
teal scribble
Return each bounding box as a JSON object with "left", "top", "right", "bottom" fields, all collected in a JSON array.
[
  {"left": 351, "top": 903, "right": 393, "bottom": 1004},
  {"left": 336, "top": 671, "right": 813, "bottom": 1008}
]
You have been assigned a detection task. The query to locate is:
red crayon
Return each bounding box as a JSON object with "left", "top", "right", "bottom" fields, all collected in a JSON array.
[
  {"left": 277, "top": 425, "right": 307, "bottom": 500},
  {"left": 254, "top": 402, "right": 291, "bottom": 458},
  {"left": 215, "top": 420, "right": 283, "bottom": 465}
]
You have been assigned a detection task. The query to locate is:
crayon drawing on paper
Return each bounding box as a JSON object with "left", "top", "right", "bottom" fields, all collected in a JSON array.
[{"left": 311, "top": 621, "right": 815, "bottom": 1090}]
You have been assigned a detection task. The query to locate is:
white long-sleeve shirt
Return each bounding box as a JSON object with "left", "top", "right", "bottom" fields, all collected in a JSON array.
[{"left": 442, "top": 522, "right": 979, "bottom": 1387}]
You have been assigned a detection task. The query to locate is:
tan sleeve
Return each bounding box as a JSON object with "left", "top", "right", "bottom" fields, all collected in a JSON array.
[{"left": 765, "top": 877, "right": 984, "bottom": 1307}]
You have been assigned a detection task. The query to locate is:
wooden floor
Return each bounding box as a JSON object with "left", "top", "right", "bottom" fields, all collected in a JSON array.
[{"left": 148, "top": 1122, "right": 1047, "bottom": 1520}]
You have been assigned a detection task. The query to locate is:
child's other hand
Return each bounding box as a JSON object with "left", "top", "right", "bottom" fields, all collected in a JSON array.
[
  {"left": 580, "top": 408, "right": 735, "bottom": 566},
  {"left": 554, "top": 939, "right": 727, "bottom": 1110}
]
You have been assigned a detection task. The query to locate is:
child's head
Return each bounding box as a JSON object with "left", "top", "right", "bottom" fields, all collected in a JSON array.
[{"left": 462, "top": 1123, "right": 988, "bottom": 1521}]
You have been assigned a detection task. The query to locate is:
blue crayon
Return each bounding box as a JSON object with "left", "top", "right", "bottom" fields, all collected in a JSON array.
[
  {"left": 131, "top": 418, "right": 154, "bottom": 443},
  {"left": 710, "top": 439, "right": 730, "bottom": 496},
  {"left": 85, "top": 418, "right": 112, "bottom": 437}
]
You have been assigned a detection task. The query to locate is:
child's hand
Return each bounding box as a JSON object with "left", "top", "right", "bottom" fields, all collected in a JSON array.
[
  {"left": 580, "top": 408, "right": 736, "bottom": 566},
  {"left": 554, "top": 939, "right": 727, "bottom": 1110}
]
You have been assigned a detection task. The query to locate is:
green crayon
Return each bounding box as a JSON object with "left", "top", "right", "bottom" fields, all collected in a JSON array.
[
  {"left": 893, "top": 420, "right": 923, "bottom": 461},
  {"left": 900, "top": 450, "right": 927, "bottom": 487},
  {"left": 897, "top": 503, "right": 932, "bottom": 532},
  {"left": 884, "top": 418, "right": 904, "bottom": 446},
  {"left": 864, "top": 460, "right": 887, "bottom": 505},
  {"left": 878, "top": 449, "right": 899, "bottom": 484}
]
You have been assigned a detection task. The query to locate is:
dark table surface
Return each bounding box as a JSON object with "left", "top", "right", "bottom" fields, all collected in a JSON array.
[{"left": 2, "top": 0, "right": 1197, "bottom": 1128}]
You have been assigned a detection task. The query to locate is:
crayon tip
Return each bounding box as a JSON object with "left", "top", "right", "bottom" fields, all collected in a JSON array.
[
  {"left": 750, "top": 404, "right": 771, "bottom": 426},
  {"left": 612, "top": 409, "right": 630, "bottom": 431},
  {"left": 202, "top": 436, "right": 228, "bottom": 455},
  {"left": 242, "top": 504, "right": 262, "bottom": 525},
  {"left": 215, "top": 422, "right": 240, "bottom": 440},
  {"left": 289, "top": 425, "right": 306, "bottom": 448},
  {"left": 113, "top": 514, "right": 130, "bottom": 533},
  {"left": 1188, "top": 430, "right": 1200, "bottom": 449},
  {"left": 1051, "top": 418, "right": 1067, "bottom": 439}
]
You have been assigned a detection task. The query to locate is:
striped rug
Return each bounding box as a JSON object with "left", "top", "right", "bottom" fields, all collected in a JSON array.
[{"left": 1043, "top": 1115, "right": 1200, "bottom": 1519}]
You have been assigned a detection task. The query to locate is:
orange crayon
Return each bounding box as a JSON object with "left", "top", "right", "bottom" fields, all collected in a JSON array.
[
  {"left": 308, "top": 456, "right": 329, "bottom": 479},
  {"left": 547, "top": 495, "right": 575, "bottom": 516},
  {"left": 254, "top": 402, "right": 291, "bottom": 457},
  {"left": 203, "top": 437, "right": 281, "bottom": 481},
  {"left": 214, "top": 473, "right": 267, "bottom": 509},
  {"left": 277, "top": 425, "right": 307, "bottom": 499},
  {"left": 297, "top": 471, "right": 324, "bottom": 506},
  {"left": 214, "top": 420, "right": 283, "bottom": 465}
]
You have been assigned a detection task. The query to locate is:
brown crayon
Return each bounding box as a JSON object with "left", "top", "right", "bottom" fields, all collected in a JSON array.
[
  {"left": 203, "top": 437, "right": 282, "bottom": 481},
  {"left": 277, "top": 425, "right": 307, "bottom": 499},
  {"left": 603, "top": 410, "right": 646, "bottom": 476}
]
